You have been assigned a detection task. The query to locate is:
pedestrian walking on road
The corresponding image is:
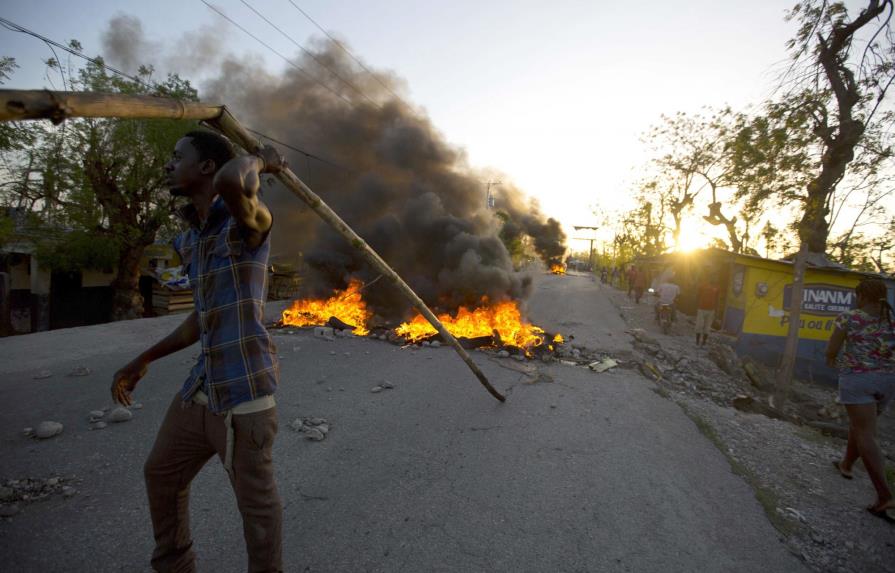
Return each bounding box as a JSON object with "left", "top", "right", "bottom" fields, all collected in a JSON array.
[
  {"left": 633, "top": 267, "right": 648, "bottom": 304},
  {"left": 111, "top": 130, "right": 287, "bottom": 571},
  {"left": 695, "top": 277, "right": 720, "bottom": 346},
  {"left": 826, "top": 278, "right": 895, "bottom": 523}
]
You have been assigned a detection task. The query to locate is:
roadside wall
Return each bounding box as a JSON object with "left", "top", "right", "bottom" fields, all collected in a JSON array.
[{"left": 728, "top": 255, "right": 893, "bottom": 384}]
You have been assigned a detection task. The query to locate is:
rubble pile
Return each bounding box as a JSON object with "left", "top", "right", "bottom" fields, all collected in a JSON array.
[
  {"left": 605, "top": 286, "right": 895, "bottom": 572},
  {"left": 0, "top": 476, "right": 77, "bottom": 519}
]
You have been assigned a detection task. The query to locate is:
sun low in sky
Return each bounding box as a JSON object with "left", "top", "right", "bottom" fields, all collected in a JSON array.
[{"left": 0, "top": 0, "right": 843, "bottom": 250}]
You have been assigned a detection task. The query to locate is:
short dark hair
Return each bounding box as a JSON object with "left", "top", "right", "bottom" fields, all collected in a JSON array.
[{"left": 184, "top": 130, "right": 236, "bottom": 172}]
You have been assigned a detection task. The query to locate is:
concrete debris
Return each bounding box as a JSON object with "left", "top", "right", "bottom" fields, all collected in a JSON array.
[
  {"left": 588, "top": 357, "right": 618, "bottom": 373},
  {"left": 371, "top": 380, "right": 395, "bottom": 393},
  {"left": 497, "top": 350, "right": 510, "bottom": 358},
  {"left": 288, "top": 417, "right": 331, "bottom": 441},
  {"left": 106, "top": 407, "right": 133, "bottom": 423},
  {"left": 740, "top": 356, "right": 773, "bottom": 391},
  {"left": 67, "top": 366, "right": 91, "bottom": 377},
  {"left": 731, "top": 394, "right": 788, "bottom": 421},
  {"left": 430, "top": 341, "right": 441, "bottom": 348},
  {"left": 131, "top": 403, "right": 144, "bottom": 410},
  {"left": 304, "top": 428, "right": 325, "bottom": 441},
  {"left": 604, "top": 283, "right": 895, "bottom": 572},
  {"left": 34, "top": 421, "right": 63, "bottom": 439},
  {"left": 707, "top": 344, "right": 740, "bottom": 376},
  {"left": 88, "top": 410, "right": 105, "bottom": 421},
  {"left": 90, "top": 421, "right": 108, "bottom": 430},
  {"left": 628, "top": 328, "right": 658, "bottom": 346},
  {"left": 0, "top": 476, "right": 75, "bottom": 511},
  {"left": 313, "top": 326, "right": 335, "bottom": 341},
  {"left": 32, "top": 370, "right": 52, "bottom": 380},
  {"left": 21, "top": 427, "right": 33, "bottom": 437}
]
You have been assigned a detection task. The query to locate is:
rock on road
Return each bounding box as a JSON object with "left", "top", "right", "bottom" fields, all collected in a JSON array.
[{"left": 0, "top": 270, "right": 806, "bottom": 572}]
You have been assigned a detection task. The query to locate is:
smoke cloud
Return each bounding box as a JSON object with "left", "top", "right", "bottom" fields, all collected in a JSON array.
[{"left": 101, "top": 17, "right": 566, "bottom": 318}]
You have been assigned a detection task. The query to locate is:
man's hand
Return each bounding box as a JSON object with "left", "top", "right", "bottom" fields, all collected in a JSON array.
[
  {"left": 255, "top": 144, "right": 287, "bottom": 175},
  {"left": 111, "top": 358, "right": 148, "bottom": 406}
]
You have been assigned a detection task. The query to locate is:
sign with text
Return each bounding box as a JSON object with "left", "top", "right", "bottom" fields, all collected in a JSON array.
[{"left": 782, "top": 283, "right": 855, "bottom": 316}]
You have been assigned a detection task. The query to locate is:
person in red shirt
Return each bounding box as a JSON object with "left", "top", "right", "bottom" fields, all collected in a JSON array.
[{"left": 695, "top": 277, "right": 720, "bottom": 346}]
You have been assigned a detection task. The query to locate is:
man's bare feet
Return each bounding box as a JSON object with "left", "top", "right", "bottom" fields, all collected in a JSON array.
[{"left": 832, "top": 460, "right": 854, "bottom": 479}]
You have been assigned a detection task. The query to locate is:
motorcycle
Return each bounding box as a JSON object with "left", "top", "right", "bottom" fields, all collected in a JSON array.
[
  {"left": 648, "top": 287, "right": 673, "bottom": 334},
  {"left": 657, "top": 303, "right": 673, "bottom": 334}
]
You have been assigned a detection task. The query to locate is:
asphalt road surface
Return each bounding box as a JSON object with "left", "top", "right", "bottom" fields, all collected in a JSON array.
[{"left": 0, "top": 270, "right": 806, "bottom": 572}]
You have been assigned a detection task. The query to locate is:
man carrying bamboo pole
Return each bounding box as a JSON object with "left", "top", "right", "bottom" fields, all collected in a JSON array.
[{"left": 111, "top": 130, "right": 286, "bottom": 572}]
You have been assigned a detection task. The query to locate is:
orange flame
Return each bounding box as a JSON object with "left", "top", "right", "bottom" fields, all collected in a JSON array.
[
  {"left": 282, "top": 279, "right": 371, "bottom": 336},
  {"left": 396, "top": 300, "right": 546, "bottom": 350},
  {"left": 550, "top": 264, "right": 566, "bottom": 275}
]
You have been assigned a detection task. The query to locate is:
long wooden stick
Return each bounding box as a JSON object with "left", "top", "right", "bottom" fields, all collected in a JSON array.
[
  {"left": 0, "top": 89, "right": 506, "bottom": 402},
  {"left": 0, "top": 90, "right": 223, "bottom": 122}
]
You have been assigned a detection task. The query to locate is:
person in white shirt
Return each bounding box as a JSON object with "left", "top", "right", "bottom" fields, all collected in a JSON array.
[{"left": 654, "top": 281, "right": 681, "bottom": 322}]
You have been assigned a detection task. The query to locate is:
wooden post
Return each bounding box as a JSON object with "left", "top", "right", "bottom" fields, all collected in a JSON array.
[
  {"left": 774, "top": 243, "right": 808, "bottom": 408},
  {"left": 0, "top": 89, "right": 505, "bottom": 402}
]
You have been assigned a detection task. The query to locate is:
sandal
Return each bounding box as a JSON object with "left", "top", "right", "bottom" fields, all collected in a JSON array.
[{"left": 832, "top": 460, "right": 853, "bottom": 480}]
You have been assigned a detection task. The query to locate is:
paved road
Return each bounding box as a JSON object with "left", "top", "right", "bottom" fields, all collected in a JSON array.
[{"left": 0, "top": 271, "right": 806, "bottom": 572}]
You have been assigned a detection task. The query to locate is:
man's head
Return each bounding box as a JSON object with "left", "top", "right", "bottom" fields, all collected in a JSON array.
[{"left": 165, "top": 130, "right": 236, "bottom": 197}]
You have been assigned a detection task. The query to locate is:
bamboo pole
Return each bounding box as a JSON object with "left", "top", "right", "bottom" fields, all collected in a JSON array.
[
  {"left": 0, "top": 90, "right": 223, "bottom": 123},
  {"left": 0, "top": 89, "right": 506, "bottom": 402}
]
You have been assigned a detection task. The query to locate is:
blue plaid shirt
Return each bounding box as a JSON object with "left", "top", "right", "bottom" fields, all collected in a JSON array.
[{"left": 174, "top": 197, "right": 279, "bottom": 413}]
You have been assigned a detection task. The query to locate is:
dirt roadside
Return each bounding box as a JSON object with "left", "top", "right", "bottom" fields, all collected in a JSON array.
[{"left": 598, "top": 279, "right": 895, "bottom": 573}]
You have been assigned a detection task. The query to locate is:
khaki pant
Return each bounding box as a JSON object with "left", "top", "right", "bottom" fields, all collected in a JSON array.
[
  {"left": 695, "top": 309, "right": 715, "bottom": 335},
  {"left": 144, "top": 393, "right": 282, "bottom": 573}
]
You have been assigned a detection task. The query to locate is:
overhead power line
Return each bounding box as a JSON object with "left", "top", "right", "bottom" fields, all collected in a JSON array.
[
  {"left": 0, "top": 15, "right": 350, "bottom": 173},
  {"left": 237, "top": 0, "right": 380, "bottom": 108},
  {"left": 0, "top": 16, "right": 156, "bottom": 92},
  {"left": 285, "top": 0, "right": 410, "bottom": 107},
  {"left": 198, "top": 0, "right": 355, "bottom": 107}
]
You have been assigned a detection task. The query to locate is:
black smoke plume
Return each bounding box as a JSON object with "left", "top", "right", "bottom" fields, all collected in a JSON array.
[{"left": 102, "top": 19, "right": 567, "bottom": 317}]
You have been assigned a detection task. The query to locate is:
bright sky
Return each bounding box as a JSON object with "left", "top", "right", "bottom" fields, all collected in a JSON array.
[{"left": 0, "top": 1, "right": 862, "bottom": 253}]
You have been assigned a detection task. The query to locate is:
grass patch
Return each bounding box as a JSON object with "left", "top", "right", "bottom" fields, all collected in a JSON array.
[{"left": 679, "top": 404, "right": 800, "bottom": 538}]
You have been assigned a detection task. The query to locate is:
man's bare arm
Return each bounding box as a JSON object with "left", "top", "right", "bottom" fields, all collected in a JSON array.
[
  {"left": 111, "top": 311, "right": 200, "bottom": 405},
  {"left": 213, "top": 146, "right": 285, "bottom": 250}
]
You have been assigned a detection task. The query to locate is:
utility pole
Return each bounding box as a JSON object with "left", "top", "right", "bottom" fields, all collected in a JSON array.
[
  {"left": 485, "top": 179, "right": 500, "bottom": 210},
  {"left": 573, "top": 225, "right": 599, "bottom": 270}
]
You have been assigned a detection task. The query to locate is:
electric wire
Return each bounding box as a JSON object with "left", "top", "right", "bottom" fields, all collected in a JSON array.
[
  {"left": 0, "top": 15, "right": 352, "bottom": 173},
  {"left": 284, "top": 0, "right": 410, "bottom": 107},
  {"left": 237, "top": 0, "right": 380, "bottom": 108},
  {"left": 0, "top": 16, "right": 159, "bottom": 92},
  {"left": 198, "top": 0, "right": 355, "bottom": 107}
]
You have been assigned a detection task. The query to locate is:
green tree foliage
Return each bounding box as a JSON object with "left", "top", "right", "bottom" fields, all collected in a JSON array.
[
  {"left": 0, "top": 47, "right": 199, "bottom": 320},
  {"left": 774, "top": 1, "right": 893, "bottom": 253},
  {"left": 644, "top": 108, "right": 766, "bottom": 253}
]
